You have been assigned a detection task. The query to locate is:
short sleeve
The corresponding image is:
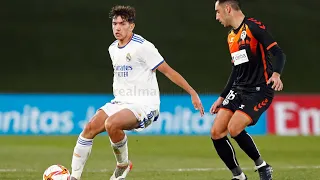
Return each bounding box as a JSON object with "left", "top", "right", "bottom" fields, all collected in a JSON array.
[
  {"left": 108, "top": 40, "right": 117, "bottom": 62},
  {"left": 140, "top": 41, "right": 164, "bottom": 71}
]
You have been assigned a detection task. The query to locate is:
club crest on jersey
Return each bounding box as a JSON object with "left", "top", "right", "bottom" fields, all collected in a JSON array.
[{"left": 126, "top": 53, "right": 131, "bottom": 62}]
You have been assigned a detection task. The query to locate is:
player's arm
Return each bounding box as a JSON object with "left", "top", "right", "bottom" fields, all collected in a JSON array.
[
  {"left": 156, "top": 62, "right": 196, "bottom": 96},
  {"left": 156, "top": 62, "right": 204, "bottom": 116},
  {"left": 140, "top": 41, "right": 204, "bottom": 116},
  {"left": 248, "top": 18, "right": 286, "bottom": 91},
  {"left": 220, "top": 66, "right": 236, "bottom": 99},
  {"left": 210, "top": 66, "right": 236, "bottom": 114}
]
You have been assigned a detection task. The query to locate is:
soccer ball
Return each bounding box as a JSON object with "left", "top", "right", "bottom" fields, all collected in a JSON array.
[{"left": 43, "top": 164, "right": 70, "bottom": 180}]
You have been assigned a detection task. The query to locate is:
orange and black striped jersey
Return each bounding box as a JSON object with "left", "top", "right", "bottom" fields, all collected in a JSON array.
[{"left": 227, "top": 17, "right": 277, "bottom": 88}]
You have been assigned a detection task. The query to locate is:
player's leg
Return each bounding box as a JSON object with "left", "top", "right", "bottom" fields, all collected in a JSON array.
[
  {"left": 105, "top": 108, "right": 139, "bottom": 180},
  {"left": 211, "top": 89, "right": 248, "bottom": 180},
  {"left": 71, "top": 110, "right": 109, "bottom": 180},
  {"left": 210, "top": 108, "right": 247, "bottom": 180},
  {"left": 228, "top": 92, "right": 273, "bottom": 180},
  {"left": 228, "top": 111, "right": 262, "bottom": 165}
]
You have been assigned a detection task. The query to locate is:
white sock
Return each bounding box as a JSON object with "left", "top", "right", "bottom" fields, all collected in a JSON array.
[
  {"left": 71, "top": 135, "right": 93, "bottom": 179},
  {"left": 255, "top": 161, "right": 267, "bottom": 169},
  {"left": 110, "top": 135, "right": 128, "bottom": 166},
  {"left": 233, "top": 172, "right": 246, "bottom": 180}
]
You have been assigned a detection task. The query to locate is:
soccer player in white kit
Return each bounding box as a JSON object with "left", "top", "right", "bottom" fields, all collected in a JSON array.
[{"left": 70, "top": 5, "right": 204, "bottom": 180}]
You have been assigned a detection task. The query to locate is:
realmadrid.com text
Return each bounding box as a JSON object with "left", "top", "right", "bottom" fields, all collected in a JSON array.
[{"left": 113, "top": 87, "right": 158, "bottom": 96}]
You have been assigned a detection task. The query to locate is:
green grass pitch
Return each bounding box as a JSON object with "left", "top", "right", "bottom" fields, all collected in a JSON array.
[{"left": 1, "top": 135, "right": 319, "bottom": 180}]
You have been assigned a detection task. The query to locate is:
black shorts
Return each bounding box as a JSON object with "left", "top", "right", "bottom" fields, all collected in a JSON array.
[{"left": 221, "top": 86, "right": 274, "bottom": 125}]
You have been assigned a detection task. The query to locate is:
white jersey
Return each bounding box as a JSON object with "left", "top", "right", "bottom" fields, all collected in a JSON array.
[{"left": 108, "top": 34, "right": 164, "bottom": 109}]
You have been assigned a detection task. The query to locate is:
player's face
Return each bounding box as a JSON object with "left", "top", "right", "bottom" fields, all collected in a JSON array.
[
  {"left": 112, "top": 16, "right": 135, "bottom": 41},
  {"left": 215, "top": 2, "right": 231, "bottom": 27}
]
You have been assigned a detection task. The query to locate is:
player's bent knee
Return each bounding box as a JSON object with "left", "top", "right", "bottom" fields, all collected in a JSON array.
[
  {"left": 82, "top": 122, "right": 98, "bottom": 139},
  {"left": 81, "top": 110, "right": 108, "bottom": 139},
  {"left": 105, "top": 116, "right": 120, "bottom": 133},
  {"left": 104, "top": 118, "right": 112, "bottom": 132},
  {"left": 211, "top": 126, "right": 227, "bottom": 140},
  {"left": 227, "top": 123, "right": 242, "bottom": 137}
]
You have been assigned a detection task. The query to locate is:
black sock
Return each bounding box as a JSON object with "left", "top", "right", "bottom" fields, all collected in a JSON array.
[
  {"left": 211, "top": 136, "right": 242, "bottom": 176},
  {"left": 233, "top": 130, "right": 263, "bottom": 166}
]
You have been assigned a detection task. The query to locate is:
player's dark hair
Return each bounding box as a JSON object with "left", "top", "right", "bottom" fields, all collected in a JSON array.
[
  {"left": 109, "top": 5, "right": 136, "bottom": 23},
  {"left": 215, "top": 0, "right": 241, "bottom": 10}
]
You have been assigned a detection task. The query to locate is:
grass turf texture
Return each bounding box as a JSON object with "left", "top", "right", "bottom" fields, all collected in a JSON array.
[{"left": 0, "top": 136, "right": 319, "bottom": 180}]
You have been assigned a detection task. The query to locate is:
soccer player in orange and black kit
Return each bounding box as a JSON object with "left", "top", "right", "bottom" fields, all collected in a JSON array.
[{"left": 209, "top": 0, "right": 286, "bottom": 180}]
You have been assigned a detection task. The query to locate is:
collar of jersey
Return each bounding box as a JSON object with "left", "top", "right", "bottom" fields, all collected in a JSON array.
[
  {"left": 118, "top": 33, "right": 134, "bottom": 49},
  {"left": 233, "top": 17, "right": 246, "bottom": 34}
]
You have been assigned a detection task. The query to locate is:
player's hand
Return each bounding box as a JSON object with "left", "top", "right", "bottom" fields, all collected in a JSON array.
[
  {"left": 267, "top": 72, "right": 283, "bottom": 91},
  {"left": 210, "top": 97, "right": 224, "bottom": 115},
  {"left": 191, "top": 92, "right": 204, "bottom": 117}
]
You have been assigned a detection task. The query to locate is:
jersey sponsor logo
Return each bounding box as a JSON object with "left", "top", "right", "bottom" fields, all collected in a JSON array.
[
  {"left": 113, "top": 65, "right": 133, "bottom": 77},
  {"left": 231, "top": 49, "right": 249, "bottom": 65},
  {"left": 113, "top": 65, "right": 133, "bottom": 71}
]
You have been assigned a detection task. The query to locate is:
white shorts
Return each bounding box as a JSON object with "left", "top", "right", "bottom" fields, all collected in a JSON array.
[{"left": 99, "top": 101, "right": 160, "bottom": 132}]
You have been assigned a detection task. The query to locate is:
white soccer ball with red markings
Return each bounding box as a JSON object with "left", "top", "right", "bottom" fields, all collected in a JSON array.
[{"left": 43, "top": 164, "right": 70, "bottom": 180}]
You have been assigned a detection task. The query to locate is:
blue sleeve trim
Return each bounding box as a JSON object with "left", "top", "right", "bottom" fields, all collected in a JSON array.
[{"left": 151, "top": 60, "right": 165, "bottom": 71}]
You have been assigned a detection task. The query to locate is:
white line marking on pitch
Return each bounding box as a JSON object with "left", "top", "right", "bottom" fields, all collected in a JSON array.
[{"left": 1, "top": 166, "right": 320, "bottom": 173}]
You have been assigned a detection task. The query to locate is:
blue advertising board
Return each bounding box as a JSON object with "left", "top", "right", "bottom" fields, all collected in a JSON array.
[{"left": 0, "top": 94, "right": 266, "bottom": 135}]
